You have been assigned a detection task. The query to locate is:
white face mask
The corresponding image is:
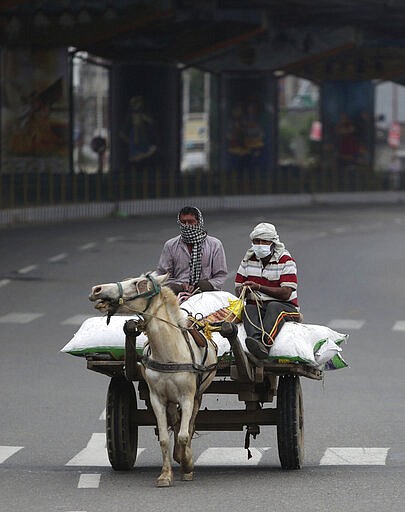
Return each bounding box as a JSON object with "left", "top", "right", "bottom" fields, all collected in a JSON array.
[{"left": 252, "top": 243, "right": 272, "bottom": 259}]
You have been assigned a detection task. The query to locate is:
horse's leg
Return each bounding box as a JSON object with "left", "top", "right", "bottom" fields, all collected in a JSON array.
[
  {"left": 149, "top": 393, "right": 173, "bottom": 487},
  {"left": 177, "top": 395, "right": 195, "bottom": 479},
  {"left": 167, "top": 403, "right": 181, "bottom": 464},
  {"left": 188, "top": 395, "right": 202, "bottom": 446},
  {"left": 172, "top": 424, "right": 181, "bottom": 464},
  {"left": 181, "top": 369, "right": 215, "bottom": 479}
]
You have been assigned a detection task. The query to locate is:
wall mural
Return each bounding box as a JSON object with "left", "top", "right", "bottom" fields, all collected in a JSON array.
[
  {"left": 222, "top": 73, "right": 276, "bottom": 174},
  {"left": 111, "top": 64, "right": 179, "bottom": 176},
  {"left": 119, "top": 95, "right": 157, "bottom": 166},
  {"left": 321, "top": 80, "right": 374, "bottom": 171},
  {"left": 1, "top": 48, "right": 69, "bottom": 173}
]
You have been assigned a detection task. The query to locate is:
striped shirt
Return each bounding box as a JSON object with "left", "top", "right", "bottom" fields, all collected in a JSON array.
[{"left": 235, "top": 250, "right": 298, "bottom": 307}]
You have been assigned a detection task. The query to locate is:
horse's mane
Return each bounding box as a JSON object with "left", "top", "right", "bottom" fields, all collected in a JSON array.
[{"left": 160, "top": 285, "right": 188, "bottom": 328}]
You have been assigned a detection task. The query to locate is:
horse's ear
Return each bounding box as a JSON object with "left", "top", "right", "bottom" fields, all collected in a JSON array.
[{"left": 150, "top": 271, "right": 169, "bottom": 285}]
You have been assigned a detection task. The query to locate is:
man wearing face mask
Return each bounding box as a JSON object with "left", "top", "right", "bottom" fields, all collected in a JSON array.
[
  {"left": 156, "top": 206, "right": 228, "bottom": 301},
  {"left": 235, "top": 222, "right": 301, "bottom": 360}
]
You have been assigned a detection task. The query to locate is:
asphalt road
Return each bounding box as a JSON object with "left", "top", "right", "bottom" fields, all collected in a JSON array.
[{"left": 0, "top": 204, "right": 404, "bottom": 512}]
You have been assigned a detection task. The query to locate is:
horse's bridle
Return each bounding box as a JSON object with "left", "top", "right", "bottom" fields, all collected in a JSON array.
[
  {"left": 107, "top": 273, "right": 161, "bottom": 323},
  {"left": 112, "top": 273, "right": 218, "bottom": 384}
]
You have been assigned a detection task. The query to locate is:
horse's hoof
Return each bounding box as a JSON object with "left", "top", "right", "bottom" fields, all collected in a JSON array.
[
  {"left": 156, "top": 477, "right": 173, "bottom": 488},
  {"left": 182, "top": 472, "right": 194, "bottom": 481}
]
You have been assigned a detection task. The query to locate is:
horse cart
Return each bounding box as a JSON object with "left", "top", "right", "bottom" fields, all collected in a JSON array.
[{"left": 86, "top": 318, "right": 323, "bottom": 472}]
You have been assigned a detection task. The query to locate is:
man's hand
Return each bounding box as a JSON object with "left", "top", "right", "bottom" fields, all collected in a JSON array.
[
  {"left": 178, "top": 291, "right": 192, "bottom": 304},
  {"left": 242, "top": 280, "right": 261, "bottom": 291},
  {"left": 182, "top": 283, "right": 194, "bottom": 293}
]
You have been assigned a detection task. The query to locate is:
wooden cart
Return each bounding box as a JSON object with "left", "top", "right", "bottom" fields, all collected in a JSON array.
[{"left": 86, "top": 321, "right": 323, "bottom": 471}]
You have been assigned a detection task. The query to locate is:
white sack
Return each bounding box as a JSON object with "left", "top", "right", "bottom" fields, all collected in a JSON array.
[
  {"left": 180, "top": 291, "right": 238, "bottom": 317},
  {"left": 61, "top": 314, "right": 239, "bottom": 360},
  {"left": 61, "top": 291, "right": 238, "bottom": 359},
  {"left": 61, "top": 291, "right": 348, "bottom": 370},
  {"left": 269, "top": 322, "right": 347, "bottom": 367},
  {"left": 61, "top": 315, "right": 137, "bottom": 359}
]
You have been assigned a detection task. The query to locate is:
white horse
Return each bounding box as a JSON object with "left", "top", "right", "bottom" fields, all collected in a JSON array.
[{"left": 89, "top": 272, "right": 218, "bottom": 487}]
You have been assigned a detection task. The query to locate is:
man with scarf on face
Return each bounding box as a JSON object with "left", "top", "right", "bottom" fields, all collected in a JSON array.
[
  {"left": 156, "top": 206, "right": 228, "bottom": 301},
  {"left": 235, "top": 222, "right": 301, "bottom": 360}
]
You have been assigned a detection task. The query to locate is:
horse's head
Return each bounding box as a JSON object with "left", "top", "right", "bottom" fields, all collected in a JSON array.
[{"left": 89, "top": 272, "right": 169, "bottom": 322}]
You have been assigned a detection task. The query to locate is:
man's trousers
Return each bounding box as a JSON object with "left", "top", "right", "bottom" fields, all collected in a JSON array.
[{"left": 243, "top": 301, "right": 301, "bottom": 344}]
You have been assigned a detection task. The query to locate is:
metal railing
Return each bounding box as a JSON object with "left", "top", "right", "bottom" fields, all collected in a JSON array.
[{"left": 0, "top": 165, "right": 402, "bottom": 209}]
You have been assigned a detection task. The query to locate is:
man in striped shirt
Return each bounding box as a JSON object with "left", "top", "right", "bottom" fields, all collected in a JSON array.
[{"left": 235, "top": 222, "right": 300, "bottom": 360}]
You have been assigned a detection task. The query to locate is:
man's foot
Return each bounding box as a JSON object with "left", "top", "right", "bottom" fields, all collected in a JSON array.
[{"left": 245, "top": 337, "right": 270, "bottom": 360}]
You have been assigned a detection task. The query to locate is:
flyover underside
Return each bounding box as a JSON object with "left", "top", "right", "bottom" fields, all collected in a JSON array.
[
  {"left": 1, "top": 1, "right": 405, "bottom": 215},
  {"left": 2, "top": 1, "right": 405, "bottom": 81}
]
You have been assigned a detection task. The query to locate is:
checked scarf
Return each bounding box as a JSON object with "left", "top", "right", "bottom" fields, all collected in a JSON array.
[{"left": 178, "top": 208, "right": 207, "bottom": 285}]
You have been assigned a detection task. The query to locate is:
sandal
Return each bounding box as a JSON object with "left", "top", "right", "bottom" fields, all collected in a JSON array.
[{"left": 245, "top": 337, "right": 270, "bottom": 360}]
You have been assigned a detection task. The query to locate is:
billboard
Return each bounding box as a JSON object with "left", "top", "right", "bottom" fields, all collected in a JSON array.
[{"left": 1, "top": 48, "right": 69, "bottom": 174}]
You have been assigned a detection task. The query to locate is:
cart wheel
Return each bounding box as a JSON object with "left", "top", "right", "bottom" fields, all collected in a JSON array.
[
  {"left": 277, "top": 374, "right": 304, "bottom": 470},
  {"left": 106, "top": 377, "right": 138, "bottom": 470}
]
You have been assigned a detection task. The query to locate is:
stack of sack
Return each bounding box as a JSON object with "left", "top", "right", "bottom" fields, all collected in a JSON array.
[{"left": 61, "top": 291, "right": 348, "bottom": 371}]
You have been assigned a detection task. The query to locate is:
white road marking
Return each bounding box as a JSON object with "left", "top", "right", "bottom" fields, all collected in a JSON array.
[
  {"left": 65, "top": 438, "right": 393, "bottom": 470},
  {"left": 78, "top": 473, "right": 101, "bottom": 489},
  {"left": 18, "top": 265, "right": 37, "bottom": 274},
  {"left": 195, "top": 447, "right": 271, "bottom": 466},
  {"left": 0, "top": 279, "right": 10, "bottom": 288},
  {"left": 66, "top": 434, "right": 109, "bottom": 467},
  {"left": 66, "top": 433, "right": 146, "bottom": 467},
  {"left": 0, "top": 312, "right": 44, "bottom": 324},
  {"left": 62, "top": 315, "right": 91, "bottom": 325},
  {"left": 68, "top": 438, "right": 269, "bottom": 468},
  {"left": 48, "top": 253, "right": 67, "bottom": 262},
  {"left": 328, "top": 319, "right": 365, "bottom": 330},
  {"left": 99, "top": 409, "right": 106, "bottom": 420},
  {"left": 320, "top": 447, "right": 388, "bottom": 465},
  {"left": 106, "top": 236, "right": 123, "bottom": 243},
  {"left": 392, "top": 321, "right": 405, "bottom": 331},
  {"left": 333, "top": 227, "right": 348, "bottom": 234},
  {"left": 0, "top": 446, "right": 23, "bottom": 463},
  {"left": 78, "top": 243, "right": 95, "bottom": 251}
]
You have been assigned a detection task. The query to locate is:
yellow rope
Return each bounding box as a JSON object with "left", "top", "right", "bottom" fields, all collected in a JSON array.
[
  {"left": 118, "top": 288, "right": 246, "bottom": 341},
  {"left": 242, "top": 286, "right": 274, "bottom": 345}
]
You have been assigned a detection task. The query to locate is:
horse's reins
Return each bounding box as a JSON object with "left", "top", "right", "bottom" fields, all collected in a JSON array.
[
  {"left": 111, "top": 274, "right": 217, "bottom": 379},
  {"left": 243, "top": 287, "right": 274, "bottom": 345}
]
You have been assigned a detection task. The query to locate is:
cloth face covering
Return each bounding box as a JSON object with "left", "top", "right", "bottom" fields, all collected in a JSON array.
[
  {"left": 243, "top": 222, "right": 286, "bottom": 262},
  {"left": 178, "top": 208, "right": 207, "bottom": 285}
]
